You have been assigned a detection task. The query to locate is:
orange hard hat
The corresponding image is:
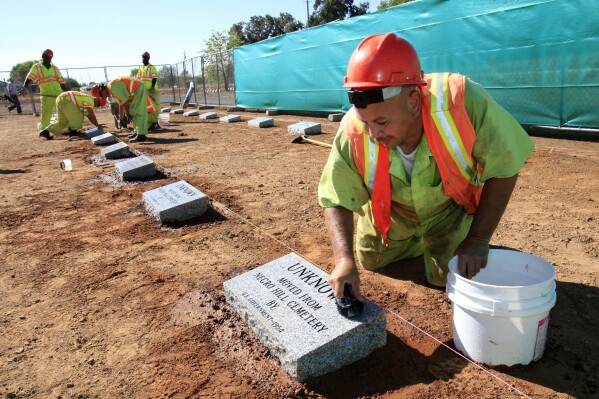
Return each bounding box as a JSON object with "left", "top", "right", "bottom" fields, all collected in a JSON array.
[
  {"left": 142, "top": 51, "right": 150, "bottom": 58},
  {"left": 42, "top": 49, "right": 54, "bottom": 57},
  {"left": 344, "top": 33, "right": 426, "bottom": 89}
]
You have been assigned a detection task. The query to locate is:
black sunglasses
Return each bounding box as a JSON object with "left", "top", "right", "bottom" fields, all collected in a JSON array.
[{"left": 347, "top": 88, "right": 385, "bottom": 109}]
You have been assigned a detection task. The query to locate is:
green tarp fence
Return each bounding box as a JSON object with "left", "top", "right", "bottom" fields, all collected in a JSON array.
[{"left": 234, "top": 0, "right": 599, "bottom": 128}]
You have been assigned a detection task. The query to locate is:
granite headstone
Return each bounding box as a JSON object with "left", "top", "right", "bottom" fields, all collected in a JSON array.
[
  {"left": 288, "top": 122, "right": 321, "bottom": 135},
  {"left": 161, "top": 107, "right": 171, "bottom": 113},
  {"left": 115, "top": 156, "right": 156, "bottom": 180},
  {"left": 200, "top": 112, "right": 218, "bottom": 120},
  {"left": 101, "top": 142, "right": 131, "bottom": 160},
  {"left": 85, "top": 127, "right": 104, "bottom": 139},
  {"left": 328, "top": 113, "right": 345, "bottom": 122},
  {"left": 142, "top": 180, "right": 208, "bottom": 225},
  {"left": 224, "top": 253, "right": 387, "bottom": 382},
  {"left": 170, "top": 108, "right": 185, "bottom": 114},
  {"left": 248, "top": 117, "right": 274, "bottom": 128},
  {"left": 183, "top": 110, "right": 199, "bottom": 117},
  {"left": 91, "top": 133, "right": 116, "bottom": 145},
  {"left": 220, "top": 115, "right": 241, "bottom": 123}
]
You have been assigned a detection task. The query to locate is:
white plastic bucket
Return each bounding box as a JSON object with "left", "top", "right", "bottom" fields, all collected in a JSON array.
[
  {"left": 446, "top": 249, "right": 556, "bottom": 366},
  {"left": 158, "top": 113, "right": 170, "bottom": 127}
]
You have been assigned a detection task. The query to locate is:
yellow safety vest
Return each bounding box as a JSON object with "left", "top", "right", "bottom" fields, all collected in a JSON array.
[
  {"left": 26, "top": 63, "right": 65, "bottom": 96},
  {"left": 58, "top": 91, "right": 95, "bottom": 110},
  {"left": 137, "top": 64, "right": 158, "bottom": 89}
]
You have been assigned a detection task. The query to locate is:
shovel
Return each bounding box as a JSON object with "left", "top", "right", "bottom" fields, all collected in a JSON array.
[{"left": 291, "top": 134, "right": 332, "bottom": 148}]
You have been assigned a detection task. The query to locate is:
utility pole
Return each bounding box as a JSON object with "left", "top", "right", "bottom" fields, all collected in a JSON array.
[{"left": 306, "top": 0, "right": 310, "bottom": 27}]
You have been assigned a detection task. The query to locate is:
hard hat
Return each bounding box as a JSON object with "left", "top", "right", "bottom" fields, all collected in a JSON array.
[
  {"left": 42, "top": 49, "right": 54, "bottom": 57},
  {"left": 141, "top": 51, "right": 150, "bottom": 58},
  {"left": 344, "top": 33, "right": 426, "bottom": 89}
]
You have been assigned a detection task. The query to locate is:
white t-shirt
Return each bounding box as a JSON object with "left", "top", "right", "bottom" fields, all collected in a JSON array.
[{"left": 396, "top": 145, "right": 419, "bottom": 181}]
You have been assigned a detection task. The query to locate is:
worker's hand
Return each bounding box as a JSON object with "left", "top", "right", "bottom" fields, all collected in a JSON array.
[
  {"left": 18, "top": 86, "right": 26, "bottom": 95},
  {"left": 328, "top": 258, "right": 363, "bottom": 301},
  {"left": 454, "top": 236, "right": 489, "bottom": 279},
  {"left": 149, "top": 88, "right": 156, "bottom": 94}
]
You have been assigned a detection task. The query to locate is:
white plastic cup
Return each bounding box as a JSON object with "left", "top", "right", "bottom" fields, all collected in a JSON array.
[
  {"left": 60, "top": 159, "right": 73, "bottom": 171},
  {"left": 158, "top": 113, "right": 170, "bottom": 127}
]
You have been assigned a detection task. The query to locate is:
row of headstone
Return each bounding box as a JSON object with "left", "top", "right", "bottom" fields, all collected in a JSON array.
[
  {"left": 85, "top": 128, "right": 379, "bottom": 383},
  {"left": 84, "top": 129, "right": 209, "bottom": 226}
]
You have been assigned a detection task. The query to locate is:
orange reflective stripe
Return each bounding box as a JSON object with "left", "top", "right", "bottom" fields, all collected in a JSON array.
[
  {"left": 343, "top": 109, "right": 391, "bottom": 243},
  {"left": 422, "top": 72, "right": 481, "bottom": 215},
  {"left": 146, "top": 96, "right": 157, "bottom": 112},
  {"left": 34, "top": 64, "right": 61, "bottom": 85}
]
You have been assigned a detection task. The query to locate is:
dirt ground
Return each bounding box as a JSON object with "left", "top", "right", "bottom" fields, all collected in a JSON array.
[{"left": 0, "top": 104, "right": 598, "bottom": 399}]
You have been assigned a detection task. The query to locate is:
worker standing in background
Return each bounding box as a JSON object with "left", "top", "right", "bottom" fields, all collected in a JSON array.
[
  {"left": 92, "top": 76, "right": 149, "bottom": 142},
  {"left": 319, "top": 33, "right": 535, "bottom": 300},
  {"left": 38, "top": 91, "right": 105, "bottom": 140},
  {"left": 22, "top": 49, "right": 68, "bottom": 136},
  {"left": 6, "top": 78, "right": 22, "bottom": 114},
  {"left": 137, "top": 51, "right": 160, "bottom": 131}
]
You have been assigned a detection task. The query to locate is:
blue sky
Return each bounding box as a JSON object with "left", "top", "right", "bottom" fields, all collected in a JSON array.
[{"left": 2, "top": 0, "right": 381, "bottom": 83}]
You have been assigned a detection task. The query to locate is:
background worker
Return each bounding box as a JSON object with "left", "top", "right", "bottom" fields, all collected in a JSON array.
[
  {"left": 318, "top": 33, "right": 535, "bottom": 300},
  {"left": 137, "top": 51, "right": 160, "bottom": 130},
  {"left": 38, "top": 91, "right": 105, "bottom": 140},
  {"left": 22, "top": 49, "right": 68, "bottom": 132},
  {"left": 6, "top": 78, "right": 22, "bottom": 114},
  {"left": 92, "top": 76, "right": 148, "bottom": 142}
]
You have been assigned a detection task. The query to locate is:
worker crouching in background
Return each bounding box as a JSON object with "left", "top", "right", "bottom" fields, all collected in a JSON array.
[
  {"left": 92, "top": 77, "right": 149, "bottom": 142},
  {"left": 39, "top": 91, "right": 105, "bottom": 140}
]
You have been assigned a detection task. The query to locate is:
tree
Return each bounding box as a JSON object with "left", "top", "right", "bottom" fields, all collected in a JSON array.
[
  {"left": 64, "top": 77, "right": 80, "bottom": 91},
  {"left": 11, "top": 60, "right": 38, "bottom": 81},
  {"left": 202, "top": 30, "right": 234, "bottom": 91},
  {"left": 130, "top": 68, "right": 139, "bottom": 78},
  {"left": 158, "top": 65, "right": 176, "bottom": 87},
  {"left": 377, "top": 0, "right": 414, "bottom": 10},
  {"left": 229, "top": 13, "right": 304, "bottom": 46},
  {"left": 308, "top": 0, "right": 369, "bottom": 27}
]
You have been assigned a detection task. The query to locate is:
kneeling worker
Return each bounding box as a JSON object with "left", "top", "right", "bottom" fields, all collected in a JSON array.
[
  {"left": 319, "top": 33, "right": 535, "bottom": 300},
  {"left": 92, "top": 76, "right": 149, "bottom": 142},
  {"left": 39, "top": 91, "right": 105, "bottom": 140}
]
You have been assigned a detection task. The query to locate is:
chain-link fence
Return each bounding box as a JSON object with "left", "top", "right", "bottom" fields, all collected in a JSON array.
[
  {"left": 159, "top": 51, "right": 235, "bottom": 106},
  {"left": 0, "top": 50, "right": 235, "bottom": 116}
]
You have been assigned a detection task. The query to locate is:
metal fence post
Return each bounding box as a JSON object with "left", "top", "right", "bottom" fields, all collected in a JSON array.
[
  {"left": 65, "top": 69, "right": 71, "bottom": 89},
  {"left": 216, "top": 53, "right": 221, "bottom": 106},
  {"left": 170, "top": 65, "right": 176, "bottom": 103},
  {"left": 190, "top": 57, "right": 198, "bottom": 106},
  {"left": 175, "top": 64, "right": 182, "bottom": 102},
  {"left": 201, "top": 56, "right": 207, "bottom": 105}
]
